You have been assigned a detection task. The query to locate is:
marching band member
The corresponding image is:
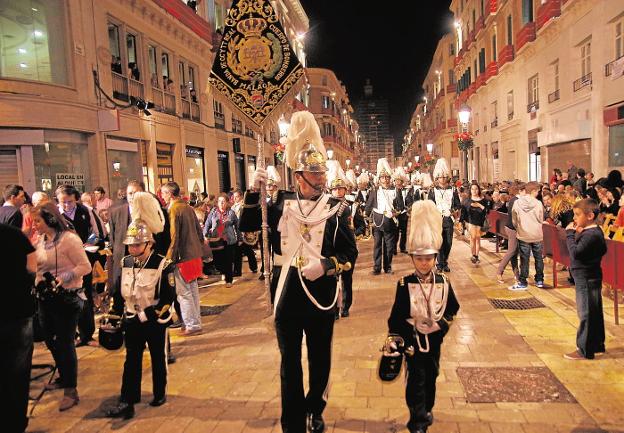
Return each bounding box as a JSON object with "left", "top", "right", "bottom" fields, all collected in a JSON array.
[
  {"left": 241, "top": 111, "right": 357, "bottom": 433},
  {"left": 355, "top": 172, "right": 371, "bottom": 205},
  {"left": 256, "top": 165, "right": 281, "bottom": 281},
  {"left": 407, "top": 172, "right": 422, "bottom": 204},
  {"left": 393, "top": 167, "right": 412, "bottom": 255},
  {"left": 327, "top": 162, "right": 360, "bottom": 319},
  {"left": 385, "top": 200, "right": 459, "bottom": 433},
  {"left": 364, "top": 158, "right": 404, "bottom": 275},
  {"left": 427, "top": 159, "right": 460, "bottom": 272},
  {"left": 106, "top": 218, "right": 175, "bottom": 420}
]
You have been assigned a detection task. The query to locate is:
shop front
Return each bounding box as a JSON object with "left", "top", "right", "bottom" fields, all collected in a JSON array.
[
  {"left": 234, "top": 152, "right": 246, "bottom": 191},
  {"left": 217, "top": 150, "right": 231, "bottom": 192},
  {"left": 186, "top": 146, "right": 206, "bottom": 195},
  {"left": 106, "top": 137, "right": 142, "bottom": 197},
  {"left": 0, "top": 129, "right": 92, "bottom": 195}
]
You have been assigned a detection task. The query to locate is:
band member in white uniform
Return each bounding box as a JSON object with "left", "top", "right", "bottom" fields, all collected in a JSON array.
[
  {"left": 393, "top": 166, "right": 412, "bottom": 255},
  {"left": 426, "top": 159, "right": 460, "bottom": 272},
  {"left": 241, "top": 112, "right": 357, "bottom": 433},
  {"left": 364, "top": 158, "right": 404, "bottom": 275},
  {"left": 407, "top": 172, "right": 422, "bottom": 204}
]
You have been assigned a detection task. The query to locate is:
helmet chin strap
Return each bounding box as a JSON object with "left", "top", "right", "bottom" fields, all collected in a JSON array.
[
  {"left": 299, "top": 172, "right": 324, "bottom": 193},
  {"left": 130, "top": 243, "right": 150, "bottom": 258}
]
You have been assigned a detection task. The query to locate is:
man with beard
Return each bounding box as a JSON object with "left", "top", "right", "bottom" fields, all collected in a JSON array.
[
  {"left": 240, "top": 111, "right": 357, "bottom": 433},
  {"left": 364, "top": 158, "right": 405, "bottom": 275},
  {"left": 427, "top": 158, "right": 460, "bottom": 272}
]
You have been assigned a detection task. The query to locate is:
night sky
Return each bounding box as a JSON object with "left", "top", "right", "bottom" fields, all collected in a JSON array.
[{"left": 299, "top": 0, "right": 454, "bottom": 152}]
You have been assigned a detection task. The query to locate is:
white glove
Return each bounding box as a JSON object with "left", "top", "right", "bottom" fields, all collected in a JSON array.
[
  {"left": 416, "top": 320, "right": 441, "bottom": 335},
  {"left": 386, "top": 340, "right": 401, "bottom": 357},
  {"left": 252, "top": 167, "right": 268, "bottom": 190},
  {"left": 301, "top": 258, "right": 325, "bottom": 281}
]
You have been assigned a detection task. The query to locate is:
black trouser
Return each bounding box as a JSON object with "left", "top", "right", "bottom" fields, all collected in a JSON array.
[
  {"left": 341, "top": 265, "right": 355, "bottom": 313},
  {"left": 573, "top": 273, "right": 606, "bottom": 359},
  {"left": 406, "top": 344, "right": 441, "bottom": 432},
  {"left": 78, "top": 272, "right": 95, "bottom": 343},
  {"left": 372, "top": 225, "right": 396, "bottom": 272},
  {"left": 396, "top": 214, "right": 408, "bottom": 253},
  {"left": 213, "top": 244, "right": 235, "bottom": 283},
  {"left": 437, "top": 217, "right": 454, "bottom": 270},
  {"left": 121, "top": 319, "right": 168, "bottom": 404},
  {"left": 275, "top": 314, "right": 334, "bottom": 433},
  {"left": 39, "top": 294, "right": 83, "bottom": 388},
  {"left": 234, "top": 242, "right": 258, "bottom": 275},
  {"left": 1, "top": 317, "right": 33, "bottom": 433}
]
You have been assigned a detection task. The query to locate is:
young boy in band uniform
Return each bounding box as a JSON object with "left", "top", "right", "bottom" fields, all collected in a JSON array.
[{"left": 386, "top": 200, "right": 460, "bottom": 433}]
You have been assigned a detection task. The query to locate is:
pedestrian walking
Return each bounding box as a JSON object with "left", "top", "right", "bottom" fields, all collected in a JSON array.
[
  {"left": 462, "top": 183, "right": 489, "bottom": 264},
  {"left": 204, "top": 193, "right": 238, "bottom": 287},
  {"left": 0, "top": 184, "right": 26, "bottom": 228}
]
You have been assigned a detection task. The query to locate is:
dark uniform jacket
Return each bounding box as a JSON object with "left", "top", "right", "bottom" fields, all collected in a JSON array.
[
  {"left": 239, "top": 190, "right": 358, "bottom": 318},
  {"left": 388, "top": 273, "right": 460, "bottom": 349},
  {"left": 364, "top": 187, "right": 405, "bottom": 230}
]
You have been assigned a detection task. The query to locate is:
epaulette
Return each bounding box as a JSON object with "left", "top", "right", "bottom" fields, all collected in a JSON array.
[{"left": 400, "top": 277, "right": 405, "bottom": 286}]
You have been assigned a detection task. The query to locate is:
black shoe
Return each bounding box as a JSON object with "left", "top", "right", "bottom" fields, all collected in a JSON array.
[
  {"left": 251, "top": 269, "right": 258, "bottom": 274},
  {"left": 307, "top": 413, "right": 325, "bottom": 433},
  {"left": 443, "top": 266, "right": 451, "bottom": 272},
  {"left": 167, "top": 354, "right": 176, "bottom": 364},
  {"left": 233, "top": 272, "right": 242, "bottom": 277},
  {"left": 371, "top": 270, "right": 381, "bottom": 275},
  {"left": 149, "top": 396, "right": 167, "bottom": 407},
  {"left": 384, "top": 268, "right": 393, "bottom": 274},
  {"left": 470, "top": 255, "right": 477, "bottom": 264},
  {"left": 334, "top": 311, "right": 340, "bottom": 321},
  {"left": 106, "top": 402, "right": 135, "bottom": 419},
  {"left": 258, "top": 274, "right": 265, "bottom": 281},
  {"left": 400, "top": 250, "right": 408, "bottom": 254},
  {"left": 341, "top": 309, "right": 350, "bottom": 318}
]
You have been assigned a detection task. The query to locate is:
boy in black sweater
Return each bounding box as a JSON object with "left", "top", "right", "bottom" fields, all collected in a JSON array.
[{"left": 564, "top": 199, "right": 607, "bottom": 360}]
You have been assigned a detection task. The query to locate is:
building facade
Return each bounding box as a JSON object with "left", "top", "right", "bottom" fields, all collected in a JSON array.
[
  {"left": 0, "top": 0, "right": 309, "bottom": 196},
  {"left": 354, "top": 80, "right": 394, "bottom": 172},
  {"left": 305, "top": 67, "right": 359, "bottom": 169},
  {"left": 451, "top": 0, "right": 624, "bottom": 182}
]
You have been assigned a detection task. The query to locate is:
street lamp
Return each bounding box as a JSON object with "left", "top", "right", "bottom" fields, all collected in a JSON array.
[
  {"left": 327, "top": 149, "right": 334, "bottom": 160},
  {"left": 458, "top": 103, "right": 472, "bottom": 184},
  {"left": 345, "top": 158, "right": 351, "bottom": 168},
  {"left": 426, "top": 143, "right": 433, "bottom": 154}
]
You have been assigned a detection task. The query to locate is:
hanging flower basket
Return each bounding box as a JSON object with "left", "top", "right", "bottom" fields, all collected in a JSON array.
[
  {"left": 272, "top": 142, "right": 285, "bottom": 163},
  {"left": 455, "top": 131, "right": 474, "bottom": 151},
  {"left": 423, "top": 153, "right": 437, "bottom": 168}
]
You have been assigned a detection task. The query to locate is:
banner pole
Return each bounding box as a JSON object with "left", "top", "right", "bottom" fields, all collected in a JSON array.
[{"left": 257, "top": 132, "right": 271, "bottom": 311}]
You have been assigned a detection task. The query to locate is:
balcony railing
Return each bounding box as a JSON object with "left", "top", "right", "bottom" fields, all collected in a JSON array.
[
  {"left": 163, "top": 91, "right": 176, "bottom": 115},
  {"left": 605, "top": 56, "right": 623, "bottom": 77},
  {"left": 573, "top": 72, "right": 592, "bottom": 92},
  {"left": 112, "top": 72, "right": 129, "bottom": 101},
  {"left": 548, "top": 89, "right": 560, "bottom": 103},
  {"left": 190, "top": 102, "right": 200, "bottom": 122},
  {"left": 214, "top": 112, "right": 225, "bottom": 129},
  {"left": 128, "top": 78, "right": 144, "bottom": 100},
  {"left": 491, "top": 118, "right": 498, "bottom": 128},
  {"left": 182, "top": 99, "right": 191, "bottom": 119},
  {"left": 152, "top": 87, "right": 164, "bottom": 110},
  {"left": 527, "top": 100, "right": 539, "bottom": 113},
  {"left": 516, "top": 22, "right": 536, "bottom": 52}
]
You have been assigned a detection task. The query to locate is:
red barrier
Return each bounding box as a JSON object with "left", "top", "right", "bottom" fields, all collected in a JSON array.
[{"left": 487, "top": 211, "right": 509, "bottom": 253}]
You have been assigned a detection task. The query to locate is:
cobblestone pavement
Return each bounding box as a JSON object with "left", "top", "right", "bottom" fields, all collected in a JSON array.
[{"left": 28, "top": 237, "right": 624, "bottom": 433}]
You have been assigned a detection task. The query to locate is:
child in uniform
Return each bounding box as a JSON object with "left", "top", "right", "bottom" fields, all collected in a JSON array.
[{"left": 386, "top": 200, "right": 460, "bottom": 433}]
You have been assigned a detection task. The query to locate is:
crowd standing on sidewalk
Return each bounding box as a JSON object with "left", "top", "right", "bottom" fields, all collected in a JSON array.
[{"left": 2, "top": 156, "right": 623, "bottom": 433}]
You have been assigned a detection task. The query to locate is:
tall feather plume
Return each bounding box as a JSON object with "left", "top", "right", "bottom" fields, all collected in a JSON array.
[
  {"left": 407, "top": 200, "right": 442, "bottom": 254},
  {"left": 282, "top": 111, "right": 327, "bottom": 170},
  {"left": 130, "top": 192, "right": 165, "bottom": 234}
]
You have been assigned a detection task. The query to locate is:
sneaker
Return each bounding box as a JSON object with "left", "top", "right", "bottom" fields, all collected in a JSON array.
[
  {"left": 535, "top": 281, "right": 545, "bottom": 289},
  {"left": 225, "top": 282, "right": 233, "bottom": 288},
  {"left": 470, "top": 255, "right": 477, "bottom": 264},
  {"left": 508, "top": 283, "right": 528, "bottom": 291},
  {"left": 563, "top": 350, "right": 587, "bottom": 360},
  {"left": 475, "top": 256, "right": 480, "bottom": 264}
]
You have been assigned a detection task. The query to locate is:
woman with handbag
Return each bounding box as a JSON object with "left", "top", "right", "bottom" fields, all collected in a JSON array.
[
  {"left": 204, "top": 193, "right": 239, "bottom": 287},
  {"left": 461, "top": 183, "right": 489, "bottom": 265},
  {"left": 31, "top": 203, "right": 91, "bottom": 411}
]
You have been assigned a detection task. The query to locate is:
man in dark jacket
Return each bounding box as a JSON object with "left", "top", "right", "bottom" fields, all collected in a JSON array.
[{"left": 0, "top": 184, "right": 26, "bottom": 228}]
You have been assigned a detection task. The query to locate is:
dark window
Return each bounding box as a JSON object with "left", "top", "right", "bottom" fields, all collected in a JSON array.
[{"left": 507, "top": 15, "right": 513, "bottom": 45}]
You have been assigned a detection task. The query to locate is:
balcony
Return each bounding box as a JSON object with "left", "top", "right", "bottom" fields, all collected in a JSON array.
[
  {"left": 516, "top": 22, "right": 536, "bottom": 52},
  {"left": 476, "top": 73, "right": 487, "bottom": 89},
  {"left": 446, "top": 83, "right": 457, "bottom": 94},
  {"left": 537, "top": 0, "right": 561, "bottom": 31},
  {"left": 447, "top": 118, "right": 458, "bottom": 128},
  {"left": 112, "top": 72, "right": 144, "bottom": 102},
  {"left": 527, "top": 100, "right": 539, "bottom": 113},
  {"left": 548, "top": 89, "right": 560, "bottom": 103},
  {"left": 573, "top": 73, "right": 592, "bottom": 92},
  {"left": 151, "top": 0, "right": 213, "bottom": 44},
  {"left": 491, "top": 118, "right": 498, "bottom": 128},
  {"left": 489, "top": 0, "right": 498, "bottom": 14},
  {"left": 605, "top": 56, "right": 624, "bottom": 77},
  {"left": 181, "top": 99, "right": 201, "bottom": 122},
  {"left": 150, "top": 87, "right": 175, "bottom": 115},
  {"left": 498, "top": 45, "right": 515, "bottom": 69},
  {"left": 486, "top": 61, "right": 499, "bottom": 81}
]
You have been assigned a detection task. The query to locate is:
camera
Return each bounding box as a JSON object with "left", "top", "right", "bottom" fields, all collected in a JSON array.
[{"left": 35, "top": 272, "right": 65, "bottom": 301}]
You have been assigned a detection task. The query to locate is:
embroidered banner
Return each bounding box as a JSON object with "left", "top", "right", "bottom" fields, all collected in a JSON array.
[{"left": 210, "top": 0, "right": 304, "bottom": 126}]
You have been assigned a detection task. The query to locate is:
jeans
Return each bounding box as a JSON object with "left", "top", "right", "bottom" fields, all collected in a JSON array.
[
  {"left": 175, "top": 267, "right": 202, "bottom": 331},
  {"left": 39, "top": 294, "right": 83, "bottom": 388},
  {"left": 0, "top": 317, "right": 33, "bottom": 433},
  {"left": 497, "top": 227, "right": 519, "bottom": 276},
  {"left": 517, "top": 240, "right": 544, "bottom": 285},
  {"left": 573, "top": 273, "right": 606, "bottom": 358}
]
